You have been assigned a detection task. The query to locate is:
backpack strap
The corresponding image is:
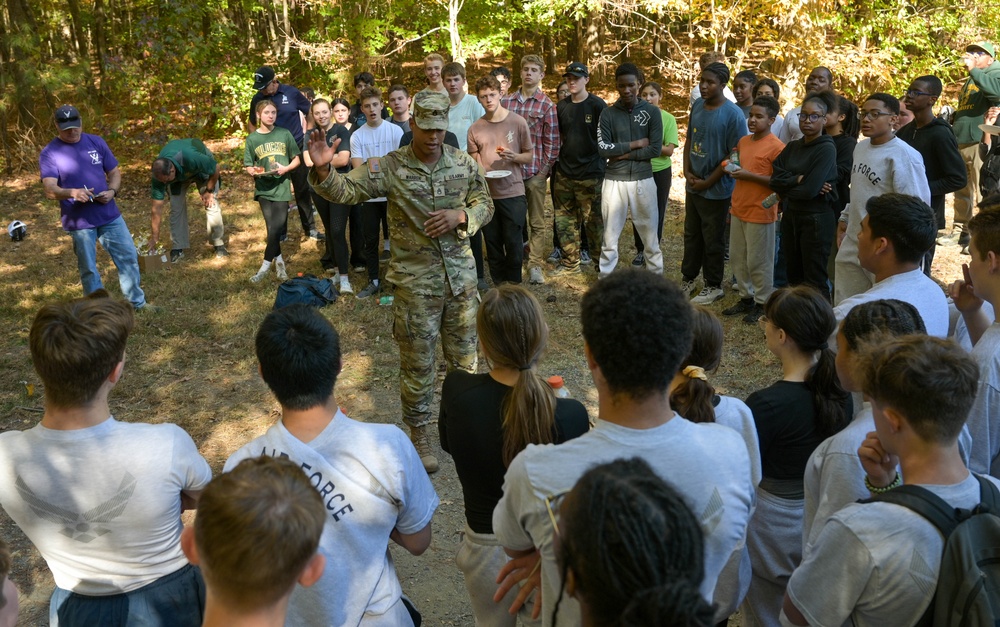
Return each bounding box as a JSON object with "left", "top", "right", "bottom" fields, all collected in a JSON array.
[
  {"left": 863, "top": 484, "right": 960, "bottom": 538},
  {"left": 975, "top": 474, "right": 1000, "bottom": 512}
]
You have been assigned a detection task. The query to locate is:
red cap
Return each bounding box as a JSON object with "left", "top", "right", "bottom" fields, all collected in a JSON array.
[{"left": 547, "top": 375, "right": 565, "bottom": 389}]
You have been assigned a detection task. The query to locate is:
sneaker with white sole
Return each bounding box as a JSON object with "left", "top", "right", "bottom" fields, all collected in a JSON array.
[
  {"left": 529, "top": 267, "right": 545, "bottom": 284},
  {"left": 357, "top": 281, "right": 381, "bottom": 299},
  {"left": 631, "top": 251, "right": 645, "bottom": 267},
  {"left": 547, "top": 248, "right": 562, "bottom": 265},
  {"left": 250, "top": 270, "right": 268, "bottom": 283},
  {"left": 679, "top": 279, "right": 697, "bottom": 297},
  {"left": 339, "top": 280, "right": 354, "bottom": 295},
  {"left": 580, "top": 250, "right": 592, "bottom": 265},
  {"left": 691, "top": 286, "right": 725, "bottom": 305}
]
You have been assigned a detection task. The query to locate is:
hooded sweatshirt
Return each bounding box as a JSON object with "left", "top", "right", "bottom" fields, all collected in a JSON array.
[
  {"left": 769, "top": 134, "right": 838, "bottom": 214},
  {"left": 897, "top": 117, "right": 967, "bottom": 228},
  {"left": 597, "top": 98, "right": 662, "bottom": 182}
]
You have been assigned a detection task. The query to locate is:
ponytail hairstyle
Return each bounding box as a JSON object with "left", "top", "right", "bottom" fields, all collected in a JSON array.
[
  {"left": 763, "top": 286, "right": 849, "bottom": 437},
  {"left": 838, "top": 96, "right": 860, "bottom": 139},
  {"left": 477, "top": 285, "right": 557, "bottom": 466},
  {"left": 554, "top": 458, "right": 714, "bottom": 627},
  {"left": 670, "top": 305, "right": 723, "bottom": 424}
]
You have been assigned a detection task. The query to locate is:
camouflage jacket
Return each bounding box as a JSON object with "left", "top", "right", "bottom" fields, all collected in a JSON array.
[{"left": 310, "top": 145, "right": 494, "bottom": 295}]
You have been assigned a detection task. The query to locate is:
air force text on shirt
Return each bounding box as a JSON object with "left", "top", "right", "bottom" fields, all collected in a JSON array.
[
  {"left": 259, "top": 447, "right": 354, "bottom": 522},
  {"left": 853, "top": 161, "right": 882, "bottom": 185}
]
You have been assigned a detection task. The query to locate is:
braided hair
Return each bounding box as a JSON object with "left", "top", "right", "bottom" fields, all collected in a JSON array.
[
  {"left": 554, "top": 458, "right": 715, "bottom": 627},
  {"left": 841, "top": 299, "right": 926, "bottom": 351}
]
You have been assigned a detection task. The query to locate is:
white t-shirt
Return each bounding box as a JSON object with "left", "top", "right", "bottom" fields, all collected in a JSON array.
[
  {"left": 954, "top": 301, "right": 997, "bottom": 352},
  {"left": 493, "top": 416, "right": 755, "bottom": 627},
  {"left": 224, "top": 410, "right": 439, "bottom": 627},
  {"left": 777, "top": 106, "right": 803, "bottom": 144},
  {"left": 448, "top": 94, "right": 486, "bottom": 152},
  {"left": 785, "top": 473, "right": 1000, "bottom": 627},
  {"left": 350, "top": 121, "right": 404, "bottom": 202},
  {"left": 831, "top": 268, "right": 950, "bottom": 349},
  {"left": 0, "top": 418, "right": 211, "bottom": 594},
  {"left": 716, "top": 395, "right": 762, "bottom": 488},
  {"left": 968, "top": 323, "right": 1000, "bottom": 477},
  {"left": 834, "top": 138, "right": 931, "bottom": 304},
  {"left": 689, "top": 85, "right": 737, "bottom": 109}
]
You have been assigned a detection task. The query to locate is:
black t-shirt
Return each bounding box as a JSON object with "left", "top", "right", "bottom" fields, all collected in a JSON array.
[
  {"left": 438, "top": 371, "right": 590, "bottom": 534},
  {"left": 831, "top": 133, "right": 857, "bottom": 216},
  {"left": 747, "top": 380, "right": 836, "bottom": 482},
  {"left": 556, "top": 94, "right": 607, "bottom": 179},
  {"left": 325, "top": 124, "right": 353, "bottom": 174}
]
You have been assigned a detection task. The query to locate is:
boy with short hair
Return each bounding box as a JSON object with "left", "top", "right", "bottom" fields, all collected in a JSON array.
[
  {"left": 467, "top": 75, "right": 533, "bottom": 284},
  {"left": 350, "top": 86, "right": 404, "bottom": 299},
  {"left": 183, "top": 456, "right": 326, "bottom": 627},
  {"left": 387, "top": 84, "right": 412, "bottom": 134},
  {"left": 503, "top": 55, "right": 561, "bottom": 285},
  {"left": 226, "top": 304, "right": 439, "bottom": 626},
  {"left": 834, "top": 93, "right": 930, "bottom": 304},
  {"left": 490, "top": 66, "right": 512, "bottom": 97},
  {"left": 424, "top": 53, "right": 448, "bottom": 94},
  {"left": 689, "top": 51, "right": 737, "bottom": 108},
  {"left": 681, "top": 62, "right": 749, "bottom": 303},
  {"left": 724, "top": 95, "right": 784, "bottom": 323},
  {"left": 950, "top": 209, "right": 1000, "bottom": 476},
  {"left": 0, "top": 290, "right": 211, "bottom": 626},
  {"left": 442, "top": 62, "right": 485, "bottom": 152},
  {"left": 782, "top": 334, "right": 995, "bottom": 626},
  {"left": 349, "top": 71, "right": 390, "bottom": 127}
]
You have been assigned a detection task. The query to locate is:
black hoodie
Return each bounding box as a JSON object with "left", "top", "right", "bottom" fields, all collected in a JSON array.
[
  {"left": 769, "top": 134, "right": 838, "bottom": 214},
  {"left": 897, "top": 117, "right": 967, "bottom": 229}
]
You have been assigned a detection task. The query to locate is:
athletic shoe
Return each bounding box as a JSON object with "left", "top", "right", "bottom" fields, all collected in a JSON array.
[
  {"left": 679, "top": 279, "right": 697, "bottom": 297},
  {"left": 529, "top": 267, "right": 545, "bottom": 284},
  {"left": 547, "top": 248, "right": 562, "bottom": 265},
  {"left": 959, "top": 229, "right": 971, "bottom": 255},
  {"left": 743, "top": 304, "right": 764, "bottom": 324},
  {"left": 276, "top": 265, "right": 288, "bottom": 281},
  {"left": 250, "top": 270, "right": 267, "bottom": 283},
  {"left": 477, "top": 279, "right": 490, "bottom": 292},
  {"left": 722, "top": 298, "right": 755, "bottom": 316},
  {"left": 691, "top": 286, "right": 725, "bottom": 305},
  {"left": 169, "top": 249, "right": 184, "bottom": 263},
  {"left": 380, "top": 249, "right": 391, "bottom": 262},
  {"left": 580, "top": 250, "right": 592, "bottom": 265},
  {"left": 631, "top": 251, "right": 645, "bottom": 267},
  {"left": 214, "top": 245, "right": 229, "bottom": 258},
  {"left": 135, "top": 303, "right": 163, "bottom": 314},
  {"left": 339, "top": 280, "right": 354, "bottom": 295},
  {"left": 357, "top": 281, "right": 381, "bottom": 299},
  {"left": 352, "top": 265, "right": 366, "bottom": 273},
  {"left": 309, "top": 230, "right": 326, "bottom": 241}
]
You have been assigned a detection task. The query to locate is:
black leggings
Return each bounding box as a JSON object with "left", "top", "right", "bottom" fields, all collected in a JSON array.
[
  {"left": 362, "top": 201, "right": 388, "bottom": 281},
  {"left": 259, "top": 198, "right": 287, "bottom": 262},
  {"left": 312, "top": 191, "right": 352, "bottom": 273}
]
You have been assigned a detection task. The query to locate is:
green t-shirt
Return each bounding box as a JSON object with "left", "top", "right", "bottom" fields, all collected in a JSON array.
[
  {"left": 651, "top": 109, "right": 678, "bottom": 173},
  {"left": 243, "top": 127, "right": 300, "bottom": 201}
]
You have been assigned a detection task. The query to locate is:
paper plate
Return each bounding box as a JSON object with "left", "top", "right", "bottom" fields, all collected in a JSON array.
[
  {"left": 485, "top": 170, "right": 512, "bottom": 179},
  {"left": 979, "top": 124, "right": 1000, "bottom": 135}
]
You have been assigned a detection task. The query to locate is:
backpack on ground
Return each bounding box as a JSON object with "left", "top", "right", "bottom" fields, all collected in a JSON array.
[
  {"left": 273, "top": 274, "right": 338, "bottom": 309},
  {"left": 864, "top": 475, "right": 1000, "bottom": 627},
  {"left": 979, "top": 141, "right": 1000, "bottom": 209}
]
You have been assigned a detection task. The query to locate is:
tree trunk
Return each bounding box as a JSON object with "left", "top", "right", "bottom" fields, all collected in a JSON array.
[
  {"left": 449, "top": 0, "right": 464, "bottom": 66},
  {"left": 282, "top": 0, "right": 290, "bottom": 60},
  {"left": 544, "top": 32, "right": 556, "bottom": 74},
  {"left": 93, "top": 0, "right": 107, "bottom": 94},
  {"left": 6, "top": 0, "right": 41, "bottom": 127}
]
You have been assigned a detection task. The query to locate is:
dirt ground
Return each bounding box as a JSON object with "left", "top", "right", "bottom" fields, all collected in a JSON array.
[{"left": 0, "top": 133, "right": 972, "bottom": 624}]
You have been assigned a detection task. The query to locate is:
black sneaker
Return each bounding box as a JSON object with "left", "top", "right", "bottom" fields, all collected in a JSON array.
[
  {"left": 309, "top": 230, "right": 326, "bottom": 241},
  {"left": 214, "top": 245, "right": 229, "bottom": 258},
  {"left": 356, "top": 281, "right": 381, "bottom": 299},
  {"left": 722, "top": 298, "right": 754, "bottom": 316},
  {"left": 631, "top": 251, "right": 645, "bottom": 267},
  {"left": 169, "top": 249, "right": 184, "bottom": 263},
  {"left": 743, "top": 303, "right": 764, "bottom": 324}
]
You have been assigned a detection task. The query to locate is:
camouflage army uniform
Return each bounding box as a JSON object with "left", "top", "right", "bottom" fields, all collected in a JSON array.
[
  {"left": 310, "top": 144, "right": 494, "bottom": 429},
  {"left": 553, "top": 175, "right": 603, "bottom": 269}
]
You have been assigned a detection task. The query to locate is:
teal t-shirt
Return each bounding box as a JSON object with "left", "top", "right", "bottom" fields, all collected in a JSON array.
[
  {"left": 651, "top": 109, "right": 678, "bottom": 173},
  {"left": 243, "top": 127, "right": 300, "bottom": 201}
]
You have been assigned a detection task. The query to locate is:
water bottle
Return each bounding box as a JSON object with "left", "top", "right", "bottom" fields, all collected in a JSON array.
[
  {"left": 762, "top": 192, "right": 779, "bottom": 208},
  {"left": 547, "top": 375, "right": 570, "bottom": 398},
  {"left": 723, "top": 148, "right": 741, "bottom": 172}
]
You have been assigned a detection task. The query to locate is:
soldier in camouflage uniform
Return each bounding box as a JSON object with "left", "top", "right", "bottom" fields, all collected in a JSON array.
[
  {"left": 308, "top": 89, "right": 494, "bottom": 473},
  {"left": 551, "top": 63, "right": 607, "bottom": 275}
]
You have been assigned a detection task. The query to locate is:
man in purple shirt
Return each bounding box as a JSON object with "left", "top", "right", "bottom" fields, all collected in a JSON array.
[{"left": 39, "top": 105, "right": 159, "bottom": 312}]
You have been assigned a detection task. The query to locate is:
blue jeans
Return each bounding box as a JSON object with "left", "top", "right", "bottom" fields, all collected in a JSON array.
[{"left": 70, "top": 216, "right": 146, "bottom": 308}]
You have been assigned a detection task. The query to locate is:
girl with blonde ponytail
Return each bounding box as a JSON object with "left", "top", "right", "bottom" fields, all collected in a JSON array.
[{"left": 439, "top": 284, "right": 589, "bottom": 626}]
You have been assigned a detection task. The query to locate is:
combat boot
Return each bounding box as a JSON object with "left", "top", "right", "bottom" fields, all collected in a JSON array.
[{"left": 410, "top": 425, "right": 439, "bottom": 474}]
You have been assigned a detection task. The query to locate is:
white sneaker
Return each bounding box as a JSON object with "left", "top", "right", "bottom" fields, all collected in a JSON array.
[
  {"left": 691, "top": 286, "right": 725, "bottom": 305},
  {"left": 529, "top": 267, "right": 545, "bottom": 284},
  {"left": 679, "top": 279, "right": 697, "bottom": 296},
  {"left": 250, "top": 270, "right": 267, "bottom": 283},
  {"left": 276, "top": 265, "right": 288, "bottom": 281},
  {"left": 340, "top": 279, "right": 354, "bottom": 294}
]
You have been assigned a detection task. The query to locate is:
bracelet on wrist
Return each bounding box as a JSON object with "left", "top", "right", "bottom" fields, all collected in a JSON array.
[{"left": 864, "top": 474, "right": 901, "bottom": 494}]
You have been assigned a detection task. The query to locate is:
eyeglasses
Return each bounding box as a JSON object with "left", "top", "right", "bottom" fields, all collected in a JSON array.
[
  {"left": 758, "top": 315, "right": 770, "bottom": 330},
  {"left": 545, "top": 492, "right": 568, "bottom": 538},
  {"left": 797, "top": 112, "right": 824, "bottom": 123},
  {"left": 857, "top": 110, "right": 894, "bottom": 121},
  {"left": 905, "top": 89, "right": 938, "bottom": 99}
]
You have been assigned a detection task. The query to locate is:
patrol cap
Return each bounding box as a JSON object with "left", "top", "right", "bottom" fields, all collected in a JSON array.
[
  {"left": 967, "top": 41, "right": 996, "bottom": 58},
  {"left": 413, "top": 90, "right": 450, "bottom": 131},
  {"left": 253, "top": 66, "right": 276, "bottom": 90},
  {"left": 55, "top": 105, "right": 81, "bottom": 130},
  {"left": 564, "top": 62, "right": 589, "bottom": 78}
]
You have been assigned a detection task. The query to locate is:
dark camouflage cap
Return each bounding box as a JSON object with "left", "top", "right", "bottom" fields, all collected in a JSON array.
[{"left": 413, "top": 90, "right": 450, "bottom": 131}]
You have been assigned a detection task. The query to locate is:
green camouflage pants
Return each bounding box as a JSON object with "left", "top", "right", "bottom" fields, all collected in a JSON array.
[
  {"left": 393, "top": 285, "right": 479, "bottom": 428},
  {"left": 553, "top": 175, "right": 603, "bottom": 268}
]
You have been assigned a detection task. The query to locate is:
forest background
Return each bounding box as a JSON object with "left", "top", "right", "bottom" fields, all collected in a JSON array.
[{"left": 3, "top": 0, "right": 1000, "bottom": 174}]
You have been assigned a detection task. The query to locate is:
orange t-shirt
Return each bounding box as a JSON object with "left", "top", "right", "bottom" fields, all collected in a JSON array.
[{"left": 731, "top": 133, "right": 785, "bottom": 224}]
